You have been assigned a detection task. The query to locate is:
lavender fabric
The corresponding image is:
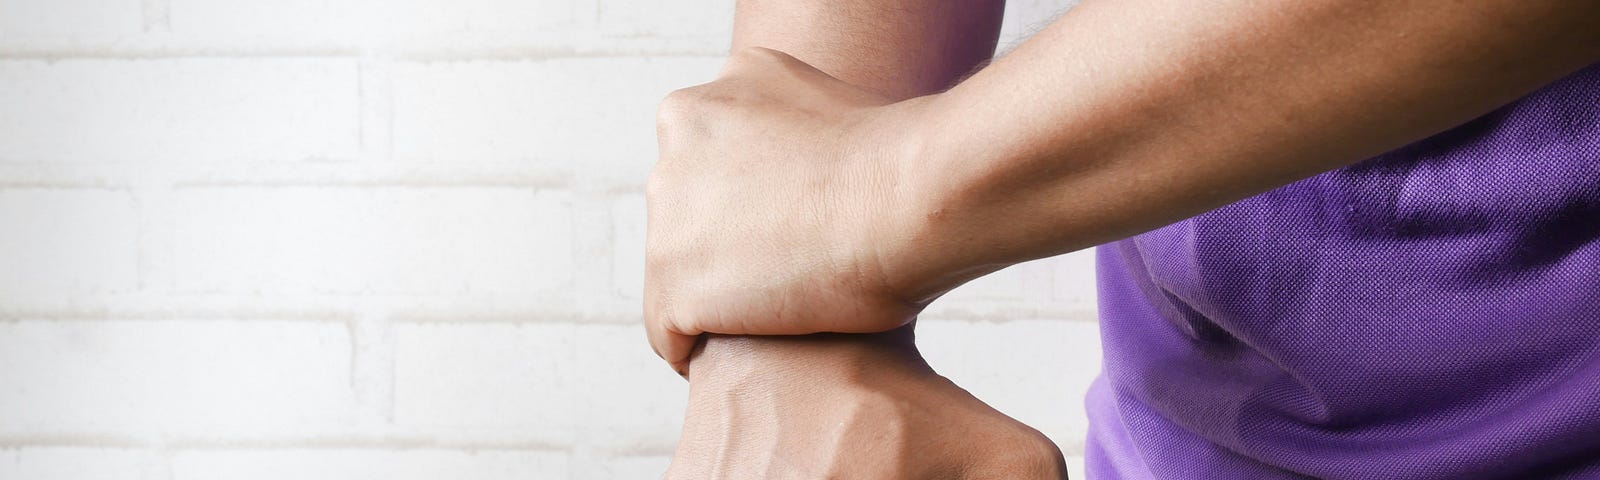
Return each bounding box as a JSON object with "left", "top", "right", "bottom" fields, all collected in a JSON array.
[{"left": 1085, "top": 63, "right": 1600, "bottom": 479}]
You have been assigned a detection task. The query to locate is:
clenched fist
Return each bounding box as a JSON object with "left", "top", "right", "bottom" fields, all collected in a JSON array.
[{"left": 646, "top": 47, "right": 938, "bottom": 374}]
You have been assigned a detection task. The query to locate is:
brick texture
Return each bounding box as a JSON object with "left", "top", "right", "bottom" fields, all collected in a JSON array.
[
  {"left": 0, "top": 320, "right": 357, "bottom": 437},
  {"left": 0, "top": 0, "right": 143, "bottom": 36},
  {"left": 0, "top": 0, "right": 1089, "bottom": 478},
  {"left": 170, "top": 450, "right": 569, "bottom": 480},
  {"left": 0, "top": 59, "right": 360, "bottom": 163},
  {"left": 168, "top": 187, "right": 573, "bottom": 295},
  {"left": 0, "top": 189, "right": 139, "bottom": 302}
]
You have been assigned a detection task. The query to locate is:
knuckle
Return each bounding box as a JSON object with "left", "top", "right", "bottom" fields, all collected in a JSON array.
[
  {"left": 644, "top": 163, "right": 684, "bottom": 213},
  {"left": 656, "top": 87, "right": 701, "bottom": 131},
  {"left": 662, "top": 301, "right": 697, "bottom": 336},
  {"left": 644, "top": 287, "right": 680, "bottom": 332},
  {"left": 1010, "top": 432, "right": 1068, "bottom": 478},
  {"left": 656, "top": 84, "right": 733, "bottom": 152},
  {"left": 644, "top": 166, "right": 668, "bottom": 199}
]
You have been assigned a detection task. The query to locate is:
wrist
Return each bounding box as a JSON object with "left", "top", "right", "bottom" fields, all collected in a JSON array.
[
  {"left": 674, "top": 328, "right": 1071, "bottom": 480},
  {"left": 679, "top": 328, "right": 935, "bottom": 443},
  {"left": 686, "top": 326, "right": 928, "bottom": 390},
  {"left": 865, "top": 93, "right": 1005, "bottom": 306}
]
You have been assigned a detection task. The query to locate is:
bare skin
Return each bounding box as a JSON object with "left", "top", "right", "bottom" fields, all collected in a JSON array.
[
  {"left": 649, "top": 0, "right": 1008, "bottom": 370},
  {"left": 650, "top": 0, "right": 1600, "bottom": 476},
  {"left": 647, "top": 0, "right": 1600, "bottom": 370},
  {"left": 667, "top": 330, "right": 1067, "bottom": 479},
  {"left": 662, "top": 1, "right": 1067, "bottom": 477}
]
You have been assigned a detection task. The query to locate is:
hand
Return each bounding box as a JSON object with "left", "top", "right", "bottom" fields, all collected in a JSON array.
[
  {"left": 646, "top": 47, "right": 935, "bottom": 373},
  {"left": 665, "top": 327, "right": 1069, "bottom": 479}
]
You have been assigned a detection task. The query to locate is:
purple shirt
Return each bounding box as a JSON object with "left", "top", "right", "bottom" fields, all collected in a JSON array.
[{"left": 1086, "top": 63, "right": 1600, "bottom": 479}]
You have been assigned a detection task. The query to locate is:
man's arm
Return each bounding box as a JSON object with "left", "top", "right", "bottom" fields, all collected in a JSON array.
[
  {"left": 664, "top": 0, "right": 1067, "bottom": 478},
  {"left": 878, "top": 0, "right": 1600, "bottom": 299},
  {"left": 729, "top": 0, "right": 1003, "bottom": 100},
  {"left": 669, "top": 331, "right": 1067, "bottom": 478},
  {"left": 646, "top": 0, "right": 1600, "bottom": 367},
  {"left": 648, "top": 0, "right": 1006, "bottom": 365}
]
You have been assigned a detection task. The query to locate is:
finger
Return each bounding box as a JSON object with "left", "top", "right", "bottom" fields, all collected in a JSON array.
[
  {"left": 666, "top": 331, "right": 699, "bottom": 378},
  {"left": 646, "top": 318, "right": 700, "bottom": 378}
]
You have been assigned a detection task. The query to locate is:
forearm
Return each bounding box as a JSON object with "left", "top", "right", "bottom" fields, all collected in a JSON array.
[{"left": 879, "top": 0, "right": 1600, "bottom": 300}]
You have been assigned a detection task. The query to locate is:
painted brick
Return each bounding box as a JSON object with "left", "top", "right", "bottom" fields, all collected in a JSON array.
[
  {"left": 593, "top": 454, "right": 671, "bottom": 479},
  {"left": 0, "top": 59, "right": 359, "bottom": 163},
  {"left": 1050, "top": 247, "right": 1098, "bottom": 305},
  {"left": 380, "top": 0, "right": 578, "bottom": 32},
  {"left": 999, "top": 0, "right": 1079, "bottom": 43},
  {"left": 169, "top": 187, "right": 572, "bottom": 295},
  {"left": 0, "top": 448, "right": 159, "bottom": 480},
  {"left": 597, "top": 0, "right": 733, "bottom": 41},
  {"left": 0, "top": 0, "right": 143, "bottom": 36},
  {"left": 0, "top": 0, "right": 1099, "bottom": 476},
  {"left": 610, "top": 194, "right": 644, "bottom": 299},
  {"left": 166, "top": 0, "right": 577, "bottom": 41},
  {"left": 939, "top": 257, "right": 1066, "bottom": 304},
  {"left": 389, "top": 57, "right": 719, "bottom": 186},
  {"left": 170, "top": 449, "right": 568, "bottom": 480},
  {"left": 0, "top": 320, "right": 356, "bottom": 437},
  {"left": 924, "top": 248, "right": 1099, "bottom": 319},
  {"left": 916, "top": 319, "right": 1103, "bottom": 455},
  {"left": 570, "top": 324, "right": 687, "bottom": 448},
  {"left": 393, "top": 323, "right": 579, "bottom": 440},
  {"left": 0, "top": 189, "right": 138, "bottom": 303},
  {"left": 165, "top": 0, "right": 365, "bottom": 41},
  {"left": 393, "top": 322, "right": 687, "bottom": 448}
]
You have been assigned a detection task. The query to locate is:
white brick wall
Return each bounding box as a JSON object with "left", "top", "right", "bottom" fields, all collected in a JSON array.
[
  {"left": 0, "top": 59, "right": 360, "bottom": 163},
  {"left": 0, "top": 189, "right": 139, "bottom": 300},
  {"left": 169, "top": 187, "right": 573, "bottom": 295},
  {"left": 0, "top": 1, "right": 1089, "bottom": 478},
  {"left": 0, "top": 0, "right": 143, "bottom": 36},
  {"left": 0, "top": 320, "right": 357, "bottom": 438},
  {"left": 0, "top": 448, "right": 161, "bottom": 480},
  {"left": 171, "top": 450, "right": 570, "bottom": 480}
]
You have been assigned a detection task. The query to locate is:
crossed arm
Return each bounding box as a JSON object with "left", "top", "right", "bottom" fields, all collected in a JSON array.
[
  {"left": 664, "top": 1, "right": 1069, "bottom": 477},
  {"left": 651, "top": 0, "right": 1600, "bottom": 476}
]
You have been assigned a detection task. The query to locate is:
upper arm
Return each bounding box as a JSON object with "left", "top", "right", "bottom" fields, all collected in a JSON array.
[{"left": 731, "top": 0, "right": 1008, "bottom": 100}]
